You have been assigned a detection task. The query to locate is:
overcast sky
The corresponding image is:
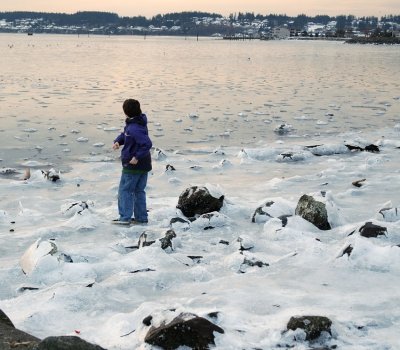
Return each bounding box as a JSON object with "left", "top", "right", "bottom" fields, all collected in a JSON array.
[{"left": 1, "top": 0, "right": 399, "bottom": 17}]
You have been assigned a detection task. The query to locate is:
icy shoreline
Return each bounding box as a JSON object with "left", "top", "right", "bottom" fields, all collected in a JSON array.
[{"left": 1, "top": 129, "right": 400, "bottom": 349}]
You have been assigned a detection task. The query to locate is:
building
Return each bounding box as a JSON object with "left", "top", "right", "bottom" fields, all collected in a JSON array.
[{"left": 272, "top": 27, "right": 290, "bottom": 39}]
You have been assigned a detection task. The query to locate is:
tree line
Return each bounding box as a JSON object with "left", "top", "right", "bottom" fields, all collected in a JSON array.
[{"left": 0, "top": 11, "right": 398, "bottom": 36}]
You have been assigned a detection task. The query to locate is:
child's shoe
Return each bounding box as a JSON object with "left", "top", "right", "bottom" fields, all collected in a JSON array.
[{"left": 112, "top": 219, "right": 131, "bottom": 226}]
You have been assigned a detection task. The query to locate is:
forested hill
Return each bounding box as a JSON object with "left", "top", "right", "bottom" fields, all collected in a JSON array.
[
  {"left": 1, "top": 11, "right": 398, "bottom": 27},
  {"left": 0, "top": 11, "right": 398, "bottom": 37}
]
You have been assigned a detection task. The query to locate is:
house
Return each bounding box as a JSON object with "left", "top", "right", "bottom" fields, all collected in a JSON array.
[{"left": 272, "top": 26, "right": 290, "bottom": 39}]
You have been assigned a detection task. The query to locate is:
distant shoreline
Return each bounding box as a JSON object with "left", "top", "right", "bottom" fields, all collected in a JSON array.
[
  {"left": 3, "top": 32, "right": 399, "bottom": 45},
  {"left": 345, "top": 36, "right": 400, "bottom": 45}
]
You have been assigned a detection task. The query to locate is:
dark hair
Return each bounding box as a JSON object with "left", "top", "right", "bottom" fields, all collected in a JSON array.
[{"left": 123, "top": 99, "right": 142, "bottom": 118}]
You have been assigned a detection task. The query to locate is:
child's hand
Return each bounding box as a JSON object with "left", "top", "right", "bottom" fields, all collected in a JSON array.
[
  {"left": 112, "top": 142, "right": 120, "bottom": 150},
  {"left": 129, "top": 157, "right": 138, "bottom": 165}
]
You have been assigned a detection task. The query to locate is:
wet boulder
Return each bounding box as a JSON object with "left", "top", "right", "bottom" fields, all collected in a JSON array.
[
  {"left": 177, "top": 186, "right": 224, "bottom": 218},
  {"left": 359, "top": 222, "right": 387, "bottom": 238},
  {"left": 144, "top": 312, "right": 224, "bottom": 349},
  {"left": 295, "top": 195, "right": 331, "bottom": 230},
  {"left": 287, "top": 315, "right": 332, "bottom": 341}
]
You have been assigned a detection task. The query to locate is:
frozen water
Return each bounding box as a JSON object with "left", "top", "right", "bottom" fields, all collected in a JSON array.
[{"left": 0, "top": 34, "right": 399, "bottom": 350}]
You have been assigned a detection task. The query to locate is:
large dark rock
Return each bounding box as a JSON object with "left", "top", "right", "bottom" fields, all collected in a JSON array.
[
  {"left": 0, "top": 309, "right": 40, "bottom": 350},
  {"left": 177, "top": 186, "right": 224, "bottom": 218},
  {"left": 359, "top": 222, "right": 387, "bottom": 238},
  {"left": 0, "top": 309, "right": 14, "bottom": 328},
  {"left": 38, "top": 336, "right": 106, "bottom": 350},
  {"left": 0, "top": 310, "right": 105, "bottom": 350},
  {"left": 295, "top": 195, "right": 331, "bottom": 230},
  {"left": 287, "top": 316, "right": 332, "bottom": 341},
  {"left": 144, "top": 313, "right": 224, "bottom": 350}
]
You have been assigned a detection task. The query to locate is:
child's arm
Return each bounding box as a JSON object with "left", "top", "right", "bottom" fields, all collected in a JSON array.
[{"left": 114, "top": 132, "right": 125, "bottom": 147}]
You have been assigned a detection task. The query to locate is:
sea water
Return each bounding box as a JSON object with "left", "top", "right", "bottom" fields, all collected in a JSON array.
[{"left": 0, "top": 34, "right": 399, "bottom": 169}]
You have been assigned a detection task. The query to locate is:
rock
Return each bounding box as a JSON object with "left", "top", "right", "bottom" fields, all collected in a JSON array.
[
  {"left": 378, "top": 207, "right": 400, "bottom": 222},
  {"left": 336, "top": 244, "right": 354, "bottom": 258},
  {"left": 61, "top": 200, "right": 94, "bottom": 216},
  {"left": 252, "top": 200, "right": 293, "bottom": 223},
  {"left": 359, "top": 222, "right": 387, "bottom": 238},
  {"left": 144, "top": 313, "right": 224, "bottom": 349},
  {"left": 252, "top": 202, "right": 274, "bottom": 223},
  {"left": 58, "top": 253, "right": 73, "bottom": 263},
  {"left": 0, "top": 310, "right": 14, "bottom": 328},
  {"left": 38, "top": 336, "right": 106, "bottom": 349},
  {"left": 137, "top": 230, "right": 179, "bottom": 251},
  {"left": 165, "top": 164, "right": 176, "bottom": 171},
  {"left": 0, "top": 167, "right": 18, "bottom": 175},
  {"left": 0, "top": 326, "right": 40, "bottom": 349},
  {"left": 191, "top": 212, "right": 230, "bottom": 230},
  {"left": 236, "top": 235, "right": 255, "bottom": 251},
  {"left": 153, "top": 147, "right": 167, "bottom": 160},
  {"left": 341, "top": 244, "right": 353, "bottom": 257},
  {"left": 177, "top": 186, "right": 224, "bottom": 218},
  {"left": 345, "top": 144, "right": 379, "bottom": 153},
  {"left": 142, "top": 315, "right": 153, "bottom": 326},
  {"left": 364, "top": 144, "right": 380, "bottom": 153},
  {"left": 295, "top": 195, "right": 331, "bottom": 230},
  {"left": 159, "top": 229, "right": 177, "bottom": 250},
  {"left": 278, "top": 215, "right": 291, "bottom": 227},
  {"left": 169, "top": 217, "right": 191, "bottom": 231},
  {"left": 276, "top": 152, "right": 309, "bottom": 162},
  {"left": 287, "top": 316, "right": 332, "bottom": 341},
  {"left": 137, "top": 233, "right": 156, "bottom": 248},
  {"left": 41, "top": 168, "right": 60, "bottom": 182},
  {"left": 274, "top": 123, "right": 293, "bottom": 135},
  {"left": 352, "top": 179, "right": 366, "bottom": 188},
  {"left": 0, "top": 309, "right": 40, "bottom": 350},
  {"left": 345, "top": 144, "right": 364, "bottom": 152},
  {"left": 241, "top": 256, "right": 269, "bottom": 269}
]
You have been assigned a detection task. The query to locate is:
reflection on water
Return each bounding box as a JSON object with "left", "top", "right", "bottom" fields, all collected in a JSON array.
[{"left": 0, "top": 34, "right": 399, "bottom": 167}]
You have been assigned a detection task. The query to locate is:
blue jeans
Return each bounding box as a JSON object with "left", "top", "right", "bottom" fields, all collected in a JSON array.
[{"left": 118, "top": 172, "right": 148, "bottom": 222}]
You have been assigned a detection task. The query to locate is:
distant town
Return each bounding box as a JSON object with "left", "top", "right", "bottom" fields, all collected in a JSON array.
[{"left": 0, "top": 11, "right": 399, "bottom": 43}]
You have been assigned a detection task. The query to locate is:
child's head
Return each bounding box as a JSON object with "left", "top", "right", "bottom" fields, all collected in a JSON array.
[{"left": 123, "top": 99, "right": 142, "bottom": 118}]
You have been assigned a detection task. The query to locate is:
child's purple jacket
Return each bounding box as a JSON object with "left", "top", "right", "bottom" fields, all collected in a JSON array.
[{"left": 114, "top": 114, "right": 152, "bottom": 172}]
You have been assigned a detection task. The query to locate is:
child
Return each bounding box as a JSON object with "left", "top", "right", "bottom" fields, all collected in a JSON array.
[{"left": 112, "top": 99, "right": 152, "bottom": 225}]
